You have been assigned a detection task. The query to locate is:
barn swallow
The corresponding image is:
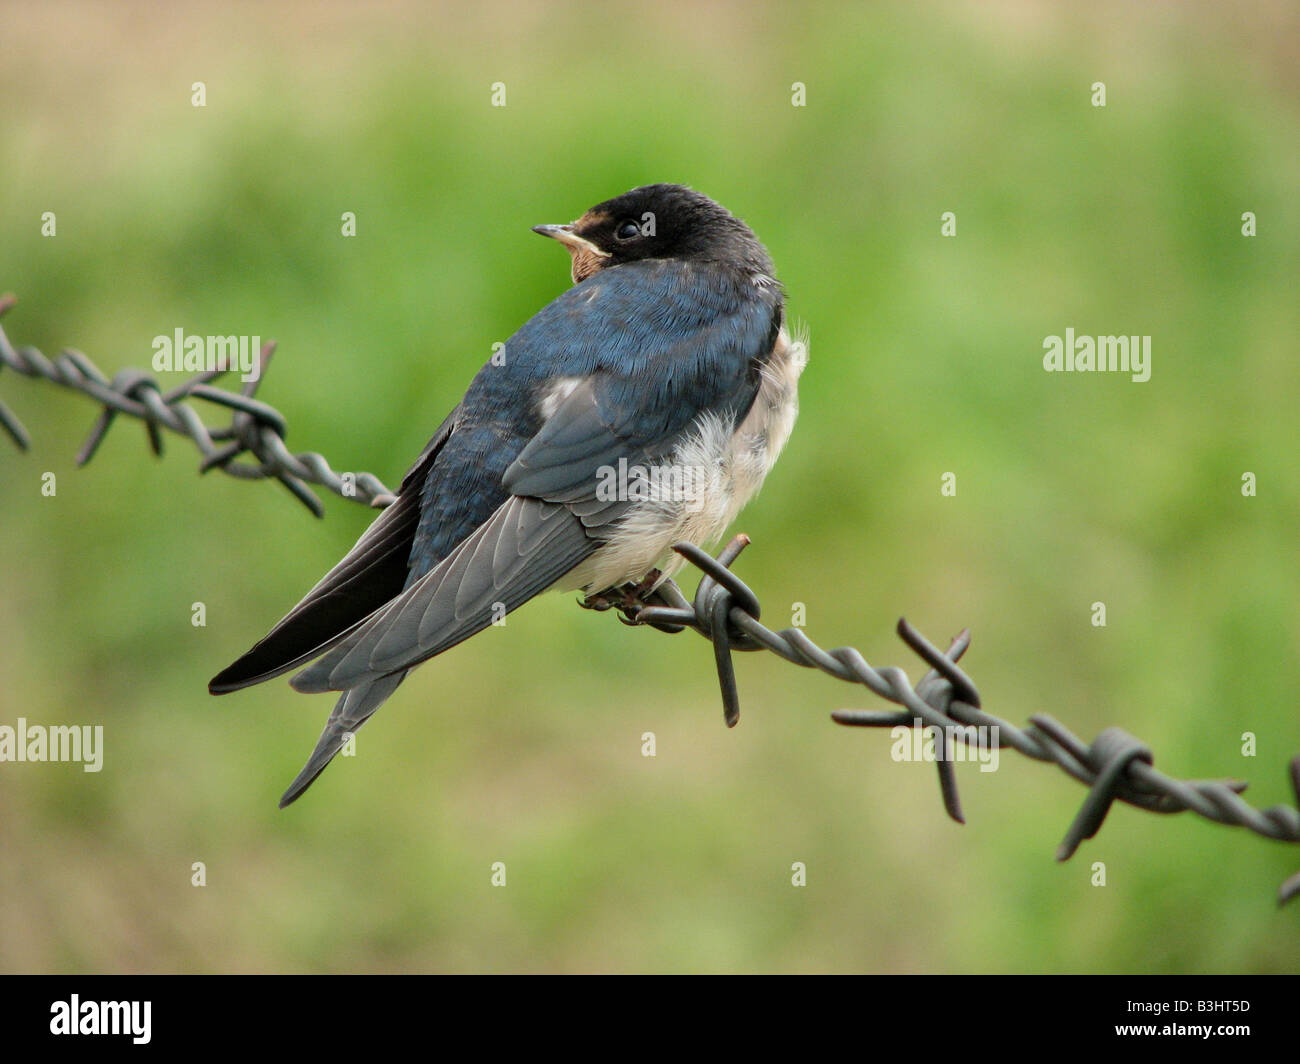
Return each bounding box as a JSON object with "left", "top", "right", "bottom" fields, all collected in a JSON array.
[{"left": 209, "top": 183, "right": 805, "bottom": 807}]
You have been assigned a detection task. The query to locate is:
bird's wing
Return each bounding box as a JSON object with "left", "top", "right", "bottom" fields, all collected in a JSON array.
[
  {"left": 208, "top": 405, "right": 461, "bottom": 693},
  {"left": 290, "top": 492, "right": 604, "bottom": 692}
]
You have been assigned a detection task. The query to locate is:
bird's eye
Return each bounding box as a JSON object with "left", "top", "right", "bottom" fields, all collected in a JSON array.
[{"left": 615, "top": 220, "right": 642, "bottom": 241}]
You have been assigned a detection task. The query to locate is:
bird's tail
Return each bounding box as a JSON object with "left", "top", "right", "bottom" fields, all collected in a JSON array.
[{"left": 278, "top": 671, "right": 407, "bottom": 808}]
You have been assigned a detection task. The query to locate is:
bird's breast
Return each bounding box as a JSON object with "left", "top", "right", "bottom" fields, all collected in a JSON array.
[{"left": 562, "top": 326, "right": 806, "bottom": 593}]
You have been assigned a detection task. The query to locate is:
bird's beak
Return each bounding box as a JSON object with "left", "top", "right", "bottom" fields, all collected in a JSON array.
[{"left": 532, "top": 223, "right": 611, "bottom": 259}]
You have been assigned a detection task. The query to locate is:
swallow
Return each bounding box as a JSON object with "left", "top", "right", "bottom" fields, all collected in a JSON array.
[{"left": 209, "top": 183, "right": 806, "bottom": 807}]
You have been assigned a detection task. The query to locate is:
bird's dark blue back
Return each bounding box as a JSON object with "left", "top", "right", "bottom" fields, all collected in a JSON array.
[{"left": 406, "top": 256, "right": 782, "bottom": 583}]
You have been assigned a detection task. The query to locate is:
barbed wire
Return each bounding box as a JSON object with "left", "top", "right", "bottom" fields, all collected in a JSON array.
[
  {"left": 603, "top": 537, "right": 1300, "bottom": 907},
  {"left": 4, "top": 293, "right": 1298, "bottom": 905},
  {"left": 0, "top": 294, "right": 395, "bottom": 515}
]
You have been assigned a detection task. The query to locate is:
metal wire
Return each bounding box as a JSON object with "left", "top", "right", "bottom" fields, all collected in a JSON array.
[
  {"left": 622, "top": 536, "right": 1300, "bottom": 907},
  {"left": 5, "top": 293, "right": 1298, "bottom": 905},
  {"left": 0, "top": 294, "right": 395, "bottom": 516}
]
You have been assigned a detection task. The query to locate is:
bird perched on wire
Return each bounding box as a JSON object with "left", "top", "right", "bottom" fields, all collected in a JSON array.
[{"left": 209, "top": 183, "right": 806, "bottom": 807}]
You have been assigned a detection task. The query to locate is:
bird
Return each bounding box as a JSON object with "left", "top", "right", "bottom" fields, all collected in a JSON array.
[{"left": 209, "top": 183, "right": 806, "bottom": 807}]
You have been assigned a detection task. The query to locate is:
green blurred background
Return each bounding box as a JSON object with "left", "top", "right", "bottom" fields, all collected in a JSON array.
[{"left": 1, "top": 1, "right": 1297, "bottom": 973}]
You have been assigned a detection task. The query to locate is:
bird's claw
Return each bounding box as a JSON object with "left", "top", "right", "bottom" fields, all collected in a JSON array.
[{"left": 579, "top": 569, "right": 667, "bottom": 623}]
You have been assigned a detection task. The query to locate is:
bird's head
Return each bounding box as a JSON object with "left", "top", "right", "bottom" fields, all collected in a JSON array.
[{"left": 533, "top": 183, "right": 774, "bottom": 284}]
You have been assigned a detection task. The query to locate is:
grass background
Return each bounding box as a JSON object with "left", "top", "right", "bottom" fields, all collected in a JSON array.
[{"left": 0, "top": 0, "right": 1297, "bottom": 973}]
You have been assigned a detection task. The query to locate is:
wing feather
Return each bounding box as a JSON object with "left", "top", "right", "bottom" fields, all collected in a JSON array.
[
  {"left": 208, "top": 407, "right": 461, "bottom": 693},
  {"left": 289, "top": 495, "right": 619, "bottom": 693}
]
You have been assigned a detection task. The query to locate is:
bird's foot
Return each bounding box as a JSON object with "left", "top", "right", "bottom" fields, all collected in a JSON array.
[{"left": 579, "top": 569, "right": 666, "bottom": 624}]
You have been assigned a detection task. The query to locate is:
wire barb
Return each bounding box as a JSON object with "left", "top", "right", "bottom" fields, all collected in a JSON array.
[
  {"left": 0, "top": 294, "right": 396, "bottom": 515},
  {"left": 625, "top": 536, "right": 1300, "bottom": 906}
]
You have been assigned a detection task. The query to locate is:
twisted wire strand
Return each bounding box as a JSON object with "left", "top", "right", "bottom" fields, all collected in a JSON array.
[
  {"left": 628, "top": 537, "right": 1300, "bottom": 906},
  {"left": 0, "top": 294, "right": 395, "bottom": 515},
  {"left": 5, "top": 294, "right": 1297, "bottom": 904}
]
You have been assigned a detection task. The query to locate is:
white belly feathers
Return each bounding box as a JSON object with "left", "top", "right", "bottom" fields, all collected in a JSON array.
[{"left": 558, "top": 326, "right": 806, "bottom": 593}]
